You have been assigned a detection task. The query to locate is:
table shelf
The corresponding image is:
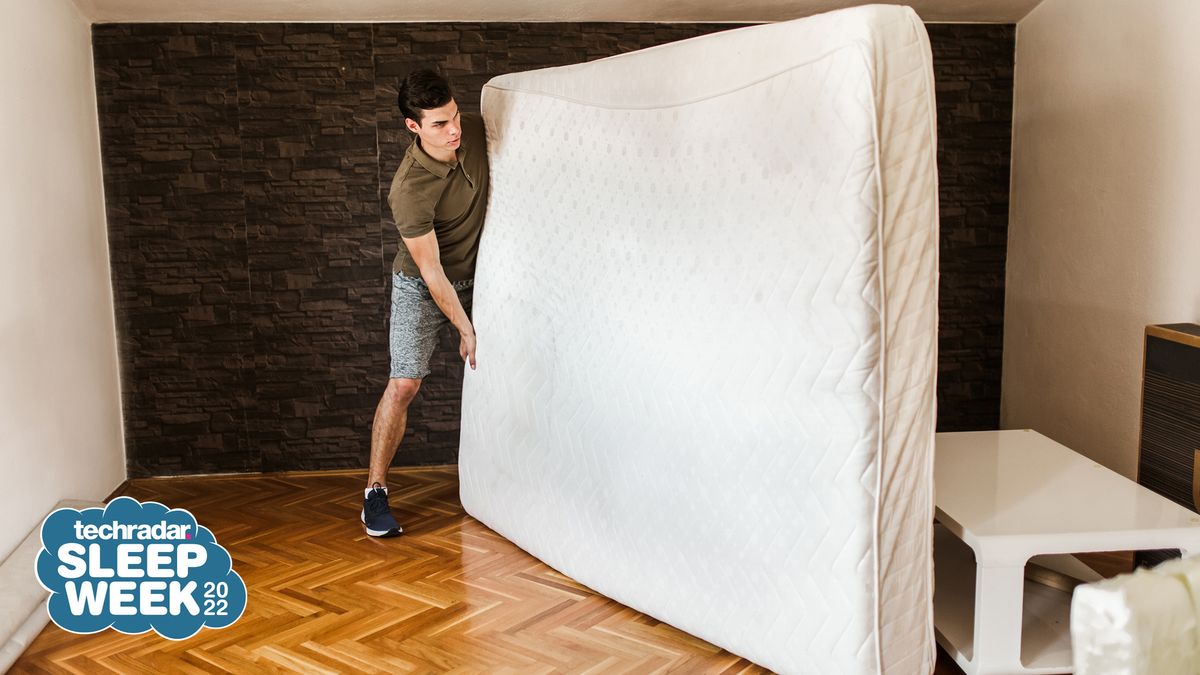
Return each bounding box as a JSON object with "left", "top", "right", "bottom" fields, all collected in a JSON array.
[{"left": 932, "top": 430, "right": 1200, "bottom": 675}]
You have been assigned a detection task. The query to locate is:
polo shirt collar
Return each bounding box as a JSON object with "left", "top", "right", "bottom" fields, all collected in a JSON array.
[{"left": 411, "top": 138, "right": 459, "bottom": 179}]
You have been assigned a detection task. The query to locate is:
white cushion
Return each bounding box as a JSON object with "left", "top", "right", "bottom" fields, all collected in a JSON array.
[{"left": 0, "top": 499, "right": 104, "bottom": 671}]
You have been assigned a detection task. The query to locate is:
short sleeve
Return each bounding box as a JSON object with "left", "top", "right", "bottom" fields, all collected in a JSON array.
[{"left": 388, "top": 164, "right": 438, "bottom": 238}]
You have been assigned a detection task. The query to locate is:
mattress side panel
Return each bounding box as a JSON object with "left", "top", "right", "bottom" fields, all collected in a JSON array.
[{"left": 872, "top": 10, "right": 940, "bottom": 675}]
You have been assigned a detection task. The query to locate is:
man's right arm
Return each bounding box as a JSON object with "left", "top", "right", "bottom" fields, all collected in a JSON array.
[
  {"left": 390, "top": 164, "right": 477, "bottom": 368},
  {"left": 402, "top": 231, "right": 476, "bottom": 369}
]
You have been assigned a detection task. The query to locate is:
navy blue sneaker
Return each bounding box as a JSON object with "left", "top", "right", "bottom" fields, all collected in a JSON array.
[{"left": 361, "top": 483, "right": 402, "bottom": 537}]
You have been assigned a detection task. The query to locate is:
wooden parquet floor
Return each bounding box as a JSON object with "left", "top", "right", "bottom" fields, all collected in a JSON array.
[
  {"left": 11, "top": 468, "right": 1132, "bottom": 674},
  {"left": 12, "top": 468, "right": 771, "bottom": 674}
]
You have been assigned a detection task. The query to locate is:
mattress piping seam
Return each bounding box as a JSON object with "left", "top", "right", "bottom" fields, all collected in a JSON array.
[
  {"left": 858, "top": 32, "right": 887, "bottom": 675},
  {"left": 914, "top": 12, "right": 942, "bottom": 675}
]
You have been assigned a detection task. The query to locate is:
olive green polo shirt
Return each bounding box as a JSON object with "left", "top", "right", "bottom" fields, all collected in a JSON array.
[{"left": 388, "top": 112, "right": 489, "bottom": 282}]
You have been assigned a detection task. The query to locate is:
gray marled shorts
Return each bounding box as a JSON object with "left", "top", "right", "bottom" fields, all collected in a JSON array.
[{"left": 389, "top": 272, "right": 474, "bottom": 380}]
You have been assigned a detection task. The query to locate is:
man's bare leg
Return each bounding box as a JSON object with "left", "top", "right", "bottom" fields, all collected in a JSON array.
[
  {"left": 368, "top": 377, "right": 422, "bottom": 489},
  {"left": 361, "top": 378, "right": 421, "bottom": 537}
]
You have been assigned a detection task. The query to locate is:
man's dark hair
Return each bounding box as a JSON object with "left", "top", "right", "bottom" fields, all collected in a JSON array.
[{"left": 397, "top": 69, "right": 453, "bottom": 125}]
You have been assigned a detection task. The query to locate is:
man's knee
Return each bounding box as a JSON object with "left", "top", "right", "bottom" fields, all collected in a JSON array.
[{"left": 385, "top": 377, "right": 421, "bottom": 407}]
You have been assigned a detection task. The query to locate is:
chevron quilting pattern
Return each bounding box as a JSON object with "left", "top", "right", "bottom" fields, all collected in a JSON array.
[{"left": 460, "top": 5, "right": 938, "bottom": 674}]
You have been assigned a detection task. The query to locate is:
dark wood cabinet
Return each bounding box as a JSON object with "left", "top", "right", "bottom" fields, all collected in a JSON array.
[{"left": 1135, "top": 323, "right": 1200, "bottom": 567}]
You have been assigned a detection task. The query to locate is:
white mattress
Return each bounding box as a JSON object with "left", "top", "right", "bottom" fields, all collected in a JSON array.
[{"left": 459, "top": 5, "right": 940, "bottom": 673}]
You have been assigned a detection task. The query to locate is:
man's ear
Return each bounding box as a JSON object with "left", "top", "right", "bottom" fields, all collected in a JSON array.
[{"left": 404, "top": 117, "right": 421, "bottom": 134}]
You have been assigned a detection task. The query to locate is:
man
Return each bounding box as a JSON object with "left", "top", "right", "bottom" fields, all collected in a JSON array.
[{"left": 362, "top": 69, "right": 489, "bottom": 537}]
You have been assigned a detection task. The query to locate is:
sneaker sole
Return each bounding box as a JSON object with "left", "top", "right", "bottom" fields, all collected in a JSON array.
[{"left": 361, "top": 509, "right": 402, "bottom": 538}]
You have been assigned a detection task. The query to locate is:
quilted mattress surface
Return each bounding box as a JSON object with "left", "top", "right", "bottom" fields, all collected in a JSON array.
[{"left": 459, "top": 5, "right": 939, "bottom": 673}]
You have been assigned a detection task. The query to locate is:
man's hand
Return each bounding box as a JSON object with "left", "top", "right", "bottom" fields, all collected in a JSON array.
[{"left": 459, "top": 329, "right": 477, "bottom": 370}]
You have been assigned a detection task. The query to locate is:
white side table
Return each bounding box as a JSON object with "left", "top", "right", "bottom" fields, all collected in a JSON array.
[{"left": 933, "top": 429, "right": 1200, "bottom": 675}]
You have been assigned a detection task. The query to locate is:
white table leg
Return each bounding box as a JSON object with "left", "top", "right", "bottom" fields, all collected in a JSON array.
[{"left": 972, "top": 560, "right": 1028, "bottom": 675}]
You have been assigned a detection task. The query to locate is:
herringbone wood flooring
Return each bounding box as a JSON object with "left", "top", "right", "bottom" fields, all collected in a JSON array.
[
  {"left": 11, "top": 468, "right": 1130, "bottom": 674},
  {"left": 13, "top": 468, "right": 773, "bottom": 674}
]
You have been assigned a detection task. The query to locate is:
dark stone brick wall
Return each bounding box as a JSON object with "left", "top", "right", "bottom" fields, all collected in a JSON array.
[
  {"left": 237, "top": 25, "right": 384, "bottom": 471},
  {"left": 95, "top": 22, "right": 1012, "bottom": 476},
  {"left": 95, "top": 26, "right": 253, "bottom": 475},
  {"left": 927, "top": 24, "right": 1014, "bottom": 431}
]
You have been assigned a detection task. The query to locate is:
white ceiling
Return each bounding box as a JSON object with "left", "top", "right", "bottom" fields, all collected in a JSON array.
[{"left": 71, "top": 0, "right": 1044, "bottom": 24}]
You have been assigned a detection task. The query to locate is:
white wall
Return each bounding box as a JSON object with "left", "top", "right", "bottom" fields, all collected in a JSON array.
[
  {"left": 1004, "top": 0, "right": 1200, "bottom": 477},
  {"left": 0, "top": 0, "right": 125, "bottom": 561}
]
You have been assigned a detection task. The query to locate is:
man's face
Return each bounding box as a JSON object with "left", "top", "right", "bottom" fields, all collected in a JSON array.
[{"left": 406, "top": 99, "right": 461, "bottom": 158}]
